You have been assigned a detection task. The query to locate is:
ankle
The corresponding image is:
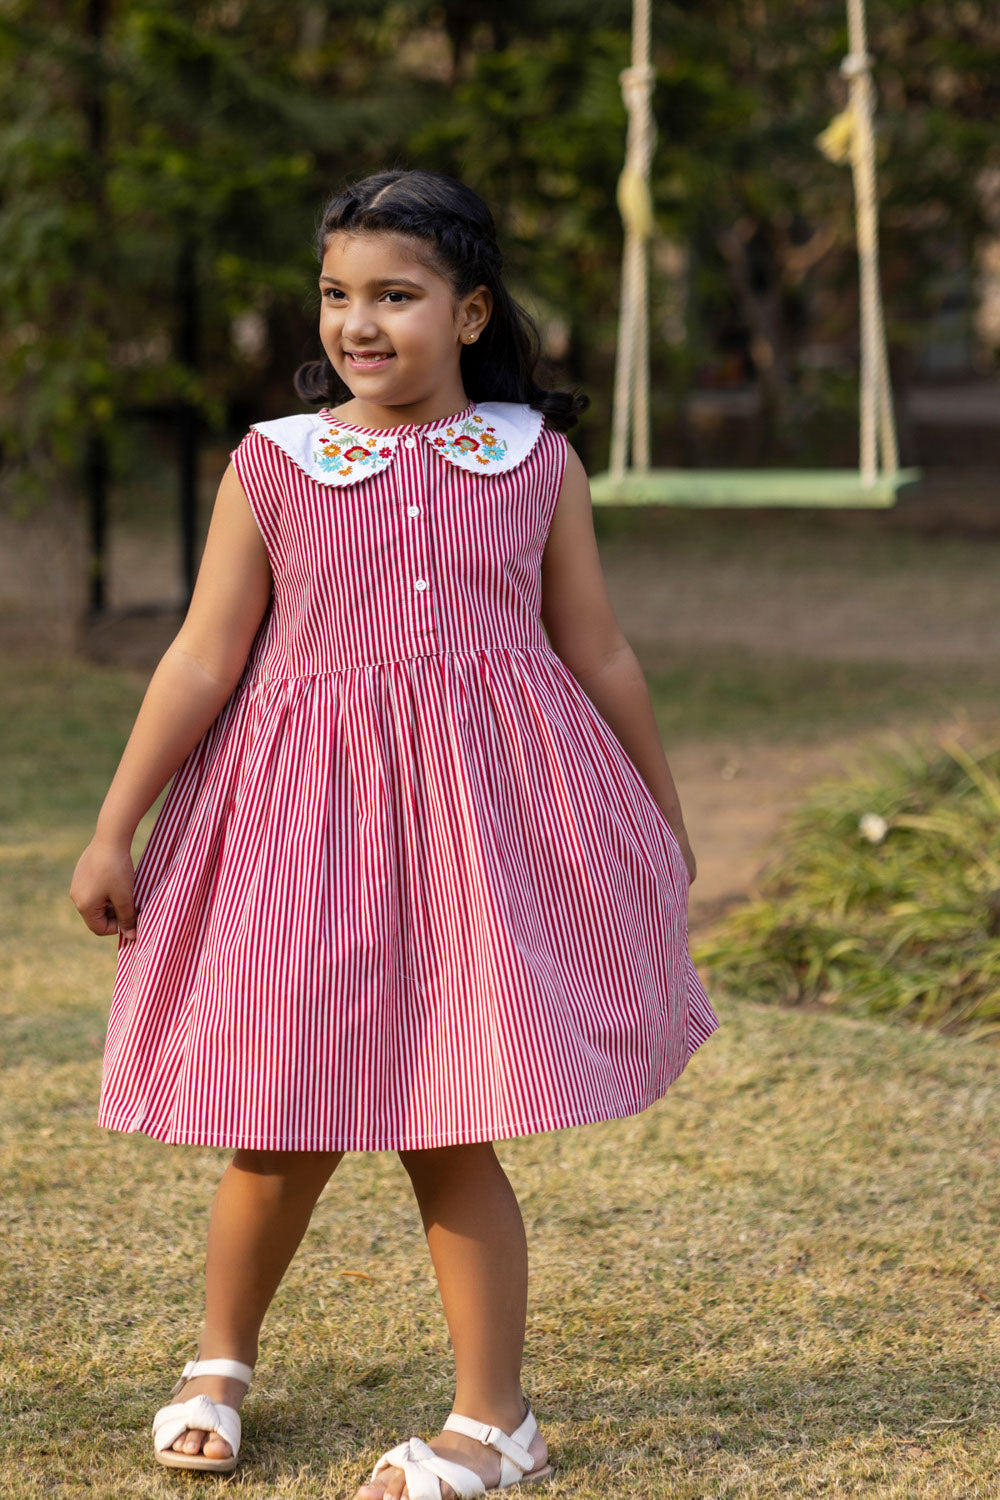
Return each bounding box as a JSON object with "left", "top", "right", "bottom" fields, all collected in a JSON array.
[
  {"left": 197, "top": 1336, "right": 259, "bottom": 1370},
  {"left": 450, "top": 1388, "right": 530, "bottom": 1431}
]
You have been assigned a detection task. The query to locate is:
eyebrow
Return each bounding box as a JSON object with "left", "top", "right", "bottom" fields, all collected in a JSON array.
[{"left": 319, "top": 275, "right": 426, "bottom": 290}]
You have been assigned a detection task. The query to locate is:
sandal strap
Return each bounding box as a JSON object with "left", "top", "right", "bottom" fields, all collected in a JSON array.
[
  {"left": 443, "top": 1410, "right": 536, "bottom": 1476},
  {"left": 169, "top": 1357, "right": 254, "bottom": 1396},
  {"left": 373, "top": 1438, "right": 465, "bottom": 1500},
  {"left": 152, "top": 1394, "right": 242, "bottom": 1459}
]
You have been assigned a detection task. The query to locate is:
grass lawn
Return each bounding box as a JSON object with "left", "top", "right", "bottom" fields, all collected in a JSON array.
[{"left": 2, "top": 659, "right": 999, "bottom": 1498}]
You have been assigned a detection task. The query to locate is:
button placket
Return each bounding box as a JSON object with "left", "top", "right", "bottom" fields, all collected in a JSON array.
[{"left": 398, "top": 429, "right": 435, "bottom": 642}]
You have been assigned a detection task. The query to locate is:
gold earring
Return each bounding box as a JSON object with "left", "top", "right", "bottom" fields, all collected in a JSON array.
[{"left": 466, "top": 335, "right": 476, "bottom": 343}]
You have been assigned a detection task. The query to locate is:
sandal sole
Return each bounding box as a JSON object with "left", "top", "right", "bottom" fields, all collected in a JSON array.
[{"left": 154, "top": 1449, "right": 239, "bottom": 1473}]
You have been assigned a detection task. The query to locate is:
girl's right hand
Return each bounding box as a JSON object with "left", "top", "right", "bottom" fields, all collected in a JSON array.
[{"left": 70, "top": 838, "right": 137, "bottom": 943}]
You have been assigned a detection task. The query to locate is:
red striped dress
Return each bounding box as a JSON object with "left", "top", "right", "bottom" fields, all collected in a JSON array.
[{"left": 98, "top": 399, "right": 719, "bottom": 1151}]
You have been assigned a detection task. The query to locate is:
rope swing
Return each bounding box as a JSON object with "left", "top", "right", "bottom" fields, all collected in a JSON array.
[
  {"left": 591, "top": 0, "right": 921, "bottom": 509},
  {"left": 816, "top": 0, "right": 900, "bottom": 483}
]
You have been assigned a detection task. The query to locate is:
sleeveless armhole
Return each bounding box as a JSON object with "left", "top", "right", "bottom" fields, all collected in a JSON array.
[
  {"left": 538, "top": 424, "right": 572, "bottom": 543},
  {"left": 230, "top": 428, "right": 288, "bottom": 569}
]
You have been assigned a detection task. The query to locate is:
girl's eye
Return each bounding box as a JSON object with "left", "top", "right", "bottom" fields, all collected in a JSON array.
[{"left": 321, "top": 289, "right": 411, "bottom": 303}]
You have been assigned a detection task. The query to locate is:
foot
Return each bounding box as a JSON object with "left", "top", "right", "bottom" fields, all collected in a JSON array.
[
  {"left": 165, "top": 1369, "right": 251, "bottom": 1462},
  {"left": 353, "top": 1394, "right": 549, "bottom": 1500}
]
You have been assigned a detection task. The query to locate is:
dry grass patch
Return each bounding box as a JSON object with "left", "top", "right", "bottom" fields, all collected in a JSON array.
[
  {"left": 3, "top": 913, "right": 999, "bottom": 1496},
  {"left": 3, "top": 662, "right": 999, "bottom": 1496}
]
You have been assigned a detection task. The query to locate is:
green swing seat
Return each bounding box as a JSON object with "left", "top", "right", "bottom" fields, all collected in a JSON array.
[{"left": 587, "top": 466, "right": 923, "bottom": 509}]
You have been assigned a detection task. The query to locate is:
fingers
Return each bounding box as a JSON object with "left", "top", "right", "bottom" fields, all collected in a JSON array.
[
  {"left": 108, "top": 878, "right": 137, "bottom": 943},
  {"left": 70, "top": 841, "right": 138, "bottom": 942},
  {"left": 71, "top": 892, "right": 137, "bottom": 942}
]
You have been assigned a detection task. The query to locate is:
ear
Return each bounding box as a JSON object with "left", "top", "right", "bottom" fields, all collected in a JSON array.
[{"left": 458, "top": 284, "right": 493, "bottom": 344}]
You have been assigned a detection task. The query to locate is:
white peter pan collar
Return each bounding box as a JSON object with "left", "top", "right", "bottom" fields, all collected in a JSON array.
[{"left": 251, "top": 401, "right": 544, "bottom": 487}]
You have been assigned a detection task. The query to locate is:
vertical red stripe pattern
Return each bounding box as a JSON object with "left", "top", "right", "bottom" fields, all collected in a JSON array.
[{"left": 98, "top": 405, "right": 720, "bottom": 1151}]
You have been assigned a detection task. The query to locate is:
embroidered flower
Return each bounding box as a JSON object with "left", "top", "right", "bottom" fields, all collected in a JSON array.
[
  {"left": 313, "top": 423, "right": 395, "bottom": 476},
  {"left": 437, "top": 412, "right": 509, "bottom": 465},
  {"left": 434, "top": 436, "right": 447, "bottom": 447}
]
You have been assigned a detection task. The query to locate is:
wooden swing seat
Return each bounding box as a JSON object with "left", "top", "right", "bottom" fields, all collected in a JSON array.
[{"left": 588, "top": 466, "right": 923, "bottom": 509}]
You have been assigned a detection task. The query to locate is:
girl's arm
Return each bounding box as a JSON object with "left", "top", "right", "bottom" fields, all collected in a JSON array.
[
  {"left": 70, "top": 463, "right": 272, "bottom": 940},
  {"left": 540, "top": 445, "right": 696, "bottom": 884}
]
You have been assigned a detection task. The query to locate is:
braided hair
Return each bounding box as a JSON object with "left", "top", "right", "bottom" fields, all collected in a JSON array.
[{"left": 293, "top": 169, "right": 588, "bottom": 433}]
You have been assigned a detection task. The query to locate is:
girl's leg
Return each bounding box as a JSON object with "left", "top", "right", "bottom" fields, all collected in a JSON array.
[
  {"left": 166, "top": 1147, "right": 344, "bottom": 1461},
  {"left": 353, "top": 1141, "right": 548, "bottom": 1500}
]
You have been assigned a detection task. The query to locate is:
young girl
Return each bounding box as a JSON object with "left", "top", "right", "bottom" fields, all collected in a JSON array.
[{"left": 71, "top": 167, "right": 720, "bottom": 1499}]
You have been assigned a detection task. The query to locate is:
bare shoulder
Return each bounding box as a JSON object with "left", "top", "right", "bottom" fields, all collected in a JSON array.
[{"left": 540, "top": 443, "right": 629, "bottom": 679}]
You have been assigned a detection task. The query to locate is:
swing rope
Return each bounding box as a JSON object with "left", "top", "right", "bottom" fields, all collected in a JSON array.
[
  {"left": 609, "top": 0, "right": 655, "bottom": 479},
  {"left": 610, "top": 0, "right": 902, "bottom": 488},
  {"left": 827, "top": 0, "right": 901, "bottom": 481}
]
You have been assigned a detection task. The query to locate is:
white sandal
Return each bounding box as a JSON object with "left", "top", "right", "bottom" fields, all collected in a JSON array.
[
  {"left": 368, "top": 1400, "right": 555, "bottom": 1497},
  {"left": 151, "top": 1356, "right": 254, "bottom": 1473}
]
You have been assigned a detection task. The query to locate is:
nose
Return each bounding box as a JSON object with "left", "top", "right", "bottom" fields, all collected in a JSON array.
[{"left": 341, "top": 299, "right": 379, "bottom": 343}]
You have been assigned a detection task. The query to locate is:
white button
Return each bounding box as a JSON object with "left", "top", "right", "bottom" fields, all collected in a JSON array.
[
  {"left": 407, "top": 505, "right": 420, "bottom": 517},
  {"left": 404, "top": 436, "right": 417, "bottom": 449},
  {"left": 415, "top": 578, "right": 427, "bottom": 591}
]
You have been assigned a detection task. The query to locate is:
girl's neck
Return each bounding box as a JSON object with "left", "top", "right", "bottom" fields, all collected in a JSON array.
[{"left": 328, "top": 389, "right": 474, "bottom": 431}]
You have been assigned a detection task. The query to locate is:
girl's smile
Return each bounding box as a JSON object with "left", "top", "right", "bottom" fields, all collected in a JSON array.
[
  {"left": 318, "top": 230, "right": 491, "bottom": 428},
  {"left": 344, "top": 350, "right": 396, "bottom": 371}
]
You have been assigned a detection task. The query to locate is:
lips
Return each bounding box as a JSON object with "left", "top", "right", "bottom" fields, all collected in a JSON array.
[{"left": 345, "top": 351, "right": 395, "bottom": 368}]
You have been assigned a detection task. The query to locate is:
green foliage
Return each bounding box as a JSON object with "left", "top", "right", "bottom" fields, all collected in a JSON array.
[
  {"left": 0, "top": 0, "right": 406, "bottom": 486},
  {"left": 694, "top": 734, "right": 1000, "bottom": 1042},
  {"left": 0, "top": 0, "right": 996, "bottom": 510}
]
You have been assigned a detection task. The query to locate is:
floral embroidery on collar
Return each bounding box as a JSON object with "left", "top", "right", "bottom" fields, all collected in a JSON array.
[
  {"left": 430, "top": 411, "right": 508, "bottom": 466},
  {"left": 313, "top": 425, "right": 396, "bottom": 478},
  {"left": 250, "top": 401, "right": 543, "bottom": 487}
]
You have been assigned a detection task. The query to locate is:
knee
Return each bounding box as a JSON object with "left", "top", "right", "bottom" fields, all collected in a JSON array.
[
  {"left": 232, "top": 1147, "right": 344, "bottom": 1185},
  {"left": 397, "top": 1140, "right": 497, "bottom": 1185}
]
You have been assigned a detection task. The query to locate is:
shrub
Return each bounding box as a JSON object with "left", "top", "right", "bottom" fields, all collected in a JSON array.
[{"left": 693, "top": 733, "right": 1000, "bottom": 1041}]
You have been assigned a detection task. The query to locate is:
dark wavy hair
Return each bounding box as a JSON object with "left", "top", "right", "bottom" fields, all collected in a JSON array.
[{"left": 293, "top": 168, "right": 588, "bottom": 433}]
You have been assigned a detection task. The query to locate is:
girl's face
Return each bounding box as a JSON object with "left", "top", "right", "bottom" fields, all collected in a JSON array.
[{"left": 318, "top": 230, "right": 492, "bottom": 426}]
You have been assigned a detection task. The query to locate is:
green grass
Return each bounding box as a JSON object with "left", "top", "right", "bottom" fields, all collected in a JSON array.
[
  {"left": 3, "top": 661, "right": 1000, "bottom": 1496},
  {"left": 0, "top": 659, "right": 147, "bottom": 832},
  {"left": 693, "top": 733, "right": 1000, "bottom": 1040},
  {"left": 647, "top": 648, "right": 999, "bottom": 745}
]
